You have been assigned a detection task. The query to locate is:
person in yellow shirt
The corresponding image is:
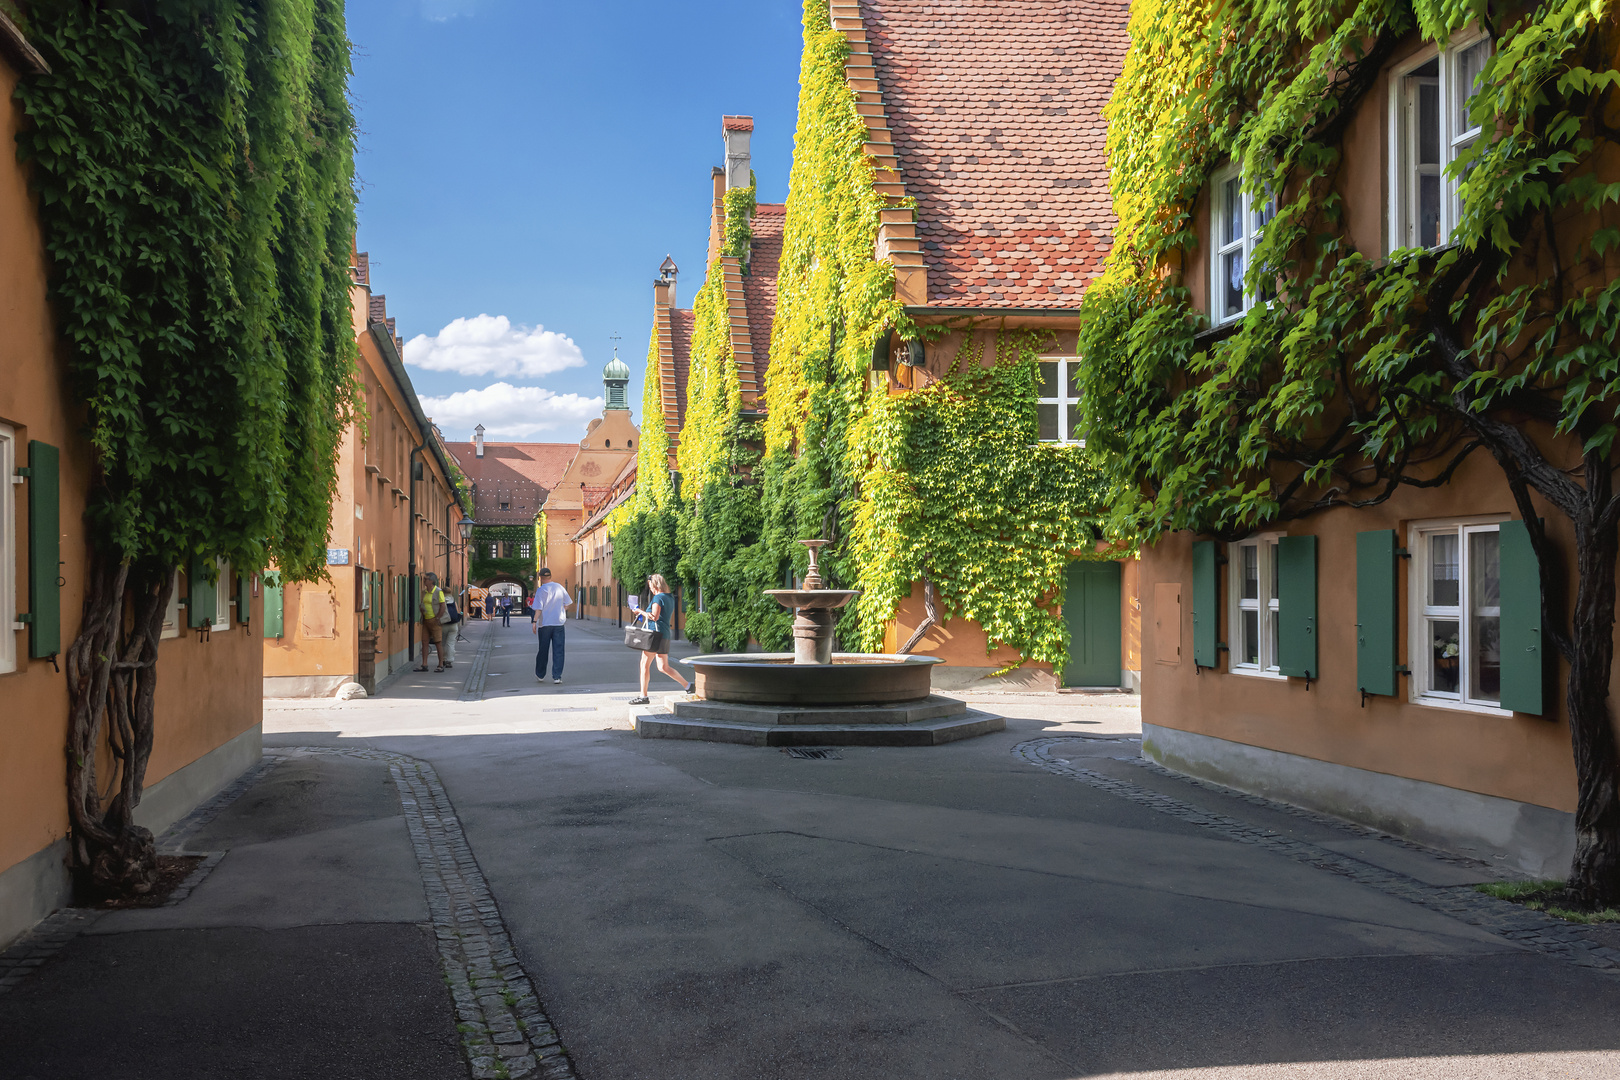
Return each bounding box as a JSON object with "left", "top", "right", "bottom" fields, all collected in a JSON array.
[{"left": 415, "top": 571, "right": 446, "bottom": 672}]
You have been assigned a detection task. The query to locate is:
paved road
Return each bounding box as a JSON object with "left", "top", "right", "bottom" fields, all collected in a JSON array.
[
  {"left": 4, "top": 615, "right": 1617, "bottom": 1078},
  {"left": 282, "top": 618, "right": 1620, "bottom": 1078}
]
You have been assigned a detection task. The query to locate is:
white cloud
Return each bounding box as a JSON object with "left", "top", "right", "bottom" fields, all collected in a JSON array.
[
  {"left": 419, "top": 383, "right": 603, "bottom": 440},
  {"left": 404, "top": 314, "right": 585, "bottom": 379}
]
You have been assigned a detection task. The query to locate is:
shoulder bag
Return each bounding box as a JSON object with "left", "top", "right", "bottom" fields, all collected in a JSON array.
[{"left": 622, "top": 611, "right": 657, "bottom": 652}]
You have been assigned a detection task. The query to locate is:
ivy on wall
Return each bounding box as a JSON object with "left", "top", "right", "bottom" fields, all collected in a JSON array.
[
  {"left": 610, "top": 0, "right": 1120, "bottom": 666},
  {"left": 1074, "top": 0, "right": 1620, "bottom": 901},
  {"left": 13, "top": 0, "right": 359, "bottom": 893}
]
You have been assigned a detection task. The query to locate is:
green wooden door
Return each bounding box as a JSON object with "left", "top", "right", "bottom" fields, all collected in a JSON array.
[{"left": 1063, "top": 560, "right": 1122, "bottom": 688}]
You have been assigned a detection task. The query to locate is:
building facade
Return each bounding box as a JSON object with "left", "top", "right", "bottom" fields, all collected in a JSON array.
[
  {"left": 1128, "top": 18, "right": 1618, "bottom": 875},
  {"left": 823, "top": 0, "right": 1139, "bottom": 690},
  {"left": 262, "top": 261, "right": 468, "bottom": 697},
  {"left": 1, "top": 20, "right": 262, "bottom": 946}
]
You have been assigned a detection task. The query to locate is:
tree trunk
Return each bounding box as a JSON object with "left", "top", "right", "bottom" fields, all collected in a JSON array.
[
  {"left": 1566, "top": 513, "right": 1620, "bottom": 908},
  {"left": 64, "top": 554, "right": 172, "bottom": 899}
]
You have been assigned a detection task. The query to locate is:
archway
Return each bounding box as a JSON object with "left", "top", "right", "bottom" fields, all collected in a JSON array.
[{"left": 472, "top": 574, "right": 534, "bottom": 618}]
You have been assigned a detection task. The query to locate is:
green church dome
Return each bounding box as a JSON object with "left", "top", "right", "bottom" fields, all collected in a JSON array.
[{"left": 603, "top": 351, "right": 631, "bottom": 381}]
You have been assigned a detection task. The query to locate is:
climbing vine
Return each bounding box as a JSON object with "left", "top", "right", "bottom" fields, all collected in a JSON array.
[
  {"left": 609, "top": 332, "right": 680, "bottom": 596},
  {"left": 15, "top": 1, "right": 358, "bottom": 895},
  {"left": 1076, "top": 0, "right": 1620, "bottom": 902}
]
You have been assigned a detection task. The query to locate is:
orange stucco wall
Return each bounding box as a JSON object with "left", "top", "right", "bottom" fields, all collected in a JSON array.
[
  {"left": 1, "top": 56, "right": 259, "bottom": 881},
  {"left": 1165, "top": 29, "right": 1620, "bottom": 814},
  {"left": 264, "top": 282, "right": 468, "bottom": 688},
  {"left": 1140, "top": 451, "right": 1605, "bottom": 814}
]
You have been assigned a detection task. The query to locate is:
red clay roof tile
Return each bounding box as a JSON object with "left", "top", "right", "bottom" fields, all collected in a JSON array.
[
  {"left": 858, "top": 0, "right": 1128, "bottom": 308},
  {"left": 743, "top": 203, "right": 785, "bottom": 385}
]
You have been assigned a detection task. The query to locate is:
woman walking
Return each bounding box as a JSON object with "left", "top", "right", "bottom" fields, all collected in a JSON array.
[{"left": 627, "top": 573, "right": 691, "bottom": 705}]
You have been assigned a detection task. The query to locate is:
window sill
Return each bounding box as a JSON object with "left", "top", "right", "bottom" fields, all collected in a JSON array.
[
  {"left": 1410, "top": 694, "right": 1513, "bottom": 718},
  {"left": 1230, "top": 667, "right": 1287, "bottom": 681}
]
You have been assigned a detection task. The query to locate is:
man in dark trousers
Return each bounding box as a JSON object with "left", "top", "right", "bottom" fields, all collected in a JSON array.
[
  {"left": 531, "top": 568, "right": 572, "bottom": 684},
  {"left": 500, "top": 595, "right": 512, "bottom": 627}
]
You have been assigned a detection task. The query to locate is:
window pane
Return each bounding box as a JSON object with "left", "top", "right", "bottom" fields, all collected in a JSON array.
[
  {"left": 1067, "top": 405, "right": 1085, "bottom": 443},
  {"left": 1268, "top": 606, "right": 1280, "bottom": 669},
  {"left": 1418, "top": 81, "right": 1440, "bottom": 165},
  {"left": 1471, "top": 613, "right": 1501, "bottom": 702},
  {"left": 1242, "top": 609, "right": 1260, "bottom": 666},
  {"left": 1429, "top": 532, "right": 1459, "bottom": 606},
  {"left": 1222, "top": 177, "right": 1242, "bottom": 246},
  {"left": 1420, "top": 173, "right": 1441, "bottom": 248},
  {"left": 1429, "top": 618, "right": 1461, "bottom": 693},
  {"left": 1469, "top": 530, "right": 1500, "bottom": 611},
  {"left": 1241, "top": 545, "right": 1259, "bottom": 600},
  {"left": 1038, "top": 361, "right": 1058, "bottom": 398},
  {"left": 1269, "top": 542, "right": 1278, "bottom": 601},
  {"left": 1037, "top": 403, "right": 1059, "bottom": 442},
  {"left": 1067, "top": 360, "right": 1083, "bottom": 399},
  {"left": 1223, "top": 249, "right": 1245, "bottom": 318},
  {"left": 1456, "top": 42, "right": 1488, "bottom": 134}
]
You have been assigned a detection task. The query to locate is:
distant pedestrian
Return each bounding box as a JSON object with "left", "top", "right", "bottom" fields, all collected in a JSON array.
[
  {"left": 627, "top": 573, "right": 691, "bottom": 705},
  {"left": 500, "top": 595, "right": 512, "bottom": 627},
  {"left": 415, "top": 572, "right": 446, "bottom": 672},
  {"left": 531, "top": 568, "right": 572, "bottom": 684}
]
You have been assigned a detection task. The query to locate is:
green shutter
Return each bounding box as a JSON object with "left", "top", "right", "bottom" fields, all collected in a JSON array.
[
  {"left": 1192, "top": 540, "right": 1218, "bottom": 668},
  {"left": 1277, "top": 535, "right": 1318, "bottom": 679},
  {"left": 263, "top": 572, "right": 283, "bottom": 639},
  {"left": 1356, "top": 530, "right": 1398, "bottom": 696},
  {"left": 1499, "top": 520, "right": 1543, "bottom": 715},
  {"left": 25, "top": 441, "right": 61, "bottom": 658},
  {"left": 187, "top": 556, "right": 216, "bottom": 629}
]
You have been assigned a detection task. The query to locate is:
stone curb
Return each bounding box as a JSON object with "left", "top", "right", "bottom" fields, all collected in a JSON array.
[{"left": 1014, "top": 737, "right": 1620, "bottom": 976}]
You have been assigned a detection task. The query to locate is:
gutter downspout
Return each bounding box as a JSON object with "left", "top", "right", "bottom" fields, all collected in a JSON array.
[
  {"left": 408, "top": 445, "right": 424, "bottom": 664},
  {"left": 445, "top": 501, "right": 456, "bottom": 587}
]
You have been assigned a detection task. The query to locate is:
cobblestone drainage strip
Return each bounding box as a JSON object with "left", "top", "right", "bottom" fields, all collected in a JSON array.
[
  {"left": 0, "top": 746, "right": 579, "bottom": 1080},
  {"left": 1014, "top": 737, "right": 1620, "bottom": 976}
]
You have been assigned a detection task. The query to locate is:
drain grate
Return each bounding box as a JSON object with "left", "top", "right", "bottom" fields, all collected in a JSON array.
[
  {"left": 541, "top": 707, "right": 598, "bottom": 713},
  {"left": 782, "top": 747, "right": 842, "bottom": 760}
]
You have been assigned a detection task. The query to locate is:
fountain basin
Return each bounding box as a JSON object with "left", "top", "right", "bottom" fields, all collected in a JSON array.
[
  {"left": 762, "top": 588, "right": 860, "bottom": 611},
  {"left": 681, "top": 652, "right": 942, "bottom": 704}
]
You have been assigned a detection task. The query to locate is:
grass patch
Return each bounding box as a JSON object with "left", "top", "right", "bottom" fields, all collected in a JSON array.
[{"left": 1475, "top": 879, "right": 1620, "bottom": 924}]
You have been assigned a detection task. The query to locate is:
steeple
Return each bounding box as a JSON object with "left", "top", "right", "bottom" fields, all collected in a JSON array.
[{"left": 602, "top": 348, "right": 631, "bottom": 411}]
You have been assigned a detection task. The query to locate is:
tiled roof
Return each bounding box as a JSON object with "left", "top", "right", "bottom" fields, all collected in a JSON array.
[
  {"left": 859, "top": 0, "right": 1126, "bottom": 308},
  {"left": 744, "top": 204, "right": 785, "bottom": 385},
  {"left": 722, "top": 115, "right": 755, "bottom": 131},
  {"left": 443, "top": 441, "right": 580, "bottom": 524},
  {"left": 669, "top": 309, "right": 694, "bottom": 431},
  {"left": 353, "top": 251, "right": 371, "bottom": 286},
  {"left": 369, "top": 293, "right": 387, "bottom": 324}
]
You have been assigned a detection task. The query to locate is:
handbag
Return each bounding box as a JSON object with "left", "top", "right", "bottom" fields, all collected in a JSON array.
[
  {"left": 435, "top": 590, "right": 453, "bottom": 625},
  {"left": 622, "top": 612, "right": 658, "bottom": 652}
]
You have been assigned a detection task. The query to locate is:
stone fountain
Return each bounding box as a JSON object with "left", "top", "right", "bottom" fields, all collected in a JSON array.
[{"left": 634, "top": 540, "right": 1004, "bottom": 746}]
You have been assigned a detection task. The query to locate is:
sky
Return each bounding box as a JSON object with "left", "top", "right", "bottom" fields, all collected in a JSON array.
[{"left": 347, "top": 0, "right": 806, "bottom": 443}]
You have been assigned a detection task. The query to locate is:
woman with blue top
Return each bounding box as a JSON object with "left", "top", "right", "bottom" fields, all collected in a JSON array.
[{"left": 627, "top": 573, "right": 692, "bottom": 705}]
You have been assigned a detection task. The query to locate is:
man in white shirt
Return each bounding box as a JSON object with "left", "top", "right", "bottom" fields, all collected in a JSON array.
[{"left": 531, "top": 567, "right": 572, "bottom": 684}]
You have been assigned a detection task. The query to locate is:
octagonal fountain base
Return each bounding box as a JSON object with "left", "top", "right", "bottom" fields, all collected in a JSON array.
[{"left": 633, "top": 652, "right": 1005, "bottom": 746}]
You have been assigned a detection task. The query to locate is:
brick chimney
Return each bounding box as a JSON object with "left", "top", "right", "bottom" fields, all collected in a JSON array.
[{"left": 654, "top": 255, "right": 678, "bottom": 310}]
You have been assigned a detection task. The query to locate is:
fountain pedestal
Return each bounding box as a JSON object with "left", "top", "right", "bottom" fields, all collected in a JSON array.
[{"left": 632, "top": 539, "right": 1006, "bottom": 747}]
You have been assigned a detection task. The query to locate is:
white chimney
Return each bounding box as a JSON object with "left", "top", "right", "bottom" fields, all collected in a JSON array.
[
  {"left": 474, "top": 424, "right": 485, "bottom": 458},
  {"left": 722, "top": 115, "right": 753, "bottom": 191}
]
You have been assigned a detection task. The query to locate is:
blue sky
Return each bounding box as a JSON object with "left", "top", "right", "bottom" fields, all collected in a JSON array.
[{"left": 347, "top": 0, "right": 805, "bottom": 442}]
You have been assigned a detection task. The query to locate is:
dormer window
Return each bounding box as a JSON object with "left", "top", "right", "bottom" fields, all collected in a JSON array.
[
  {"left": 499, "top": 501, "right": 509, "bottom": 511},
  {"left": 1390, "top": 34, "right": 1490, "bottom": 251},
  {"left": 1210, "top": 165, "right": 1275, "bottom": 323}
]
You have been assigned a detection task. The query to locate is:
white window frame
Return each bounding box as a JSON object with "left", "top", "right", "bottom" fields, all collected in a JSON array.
[
  {"left": 1209, "top": 164, "right": 1275, "bottom": 324},
  {"left": 1229, "top": 533, "right": 1285, "bottom": 678},
  {"left": 1388, "top": 30, "right": 1491, "bottom": 253},
  {"left": 0, "top": 424, "right": 16, "bottom": 675},
  {"left": 1407, "top": 515, "right": 1510, "bottom": 715},
  {"left": 1036, "top": 355, "right": 1085, "bottom": 446},
  {"left": 213, "top": 558, "right": 232, "bottom": 630},
  {"left": 162, "top": 569, "right": 182, "bottom": 639}
]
